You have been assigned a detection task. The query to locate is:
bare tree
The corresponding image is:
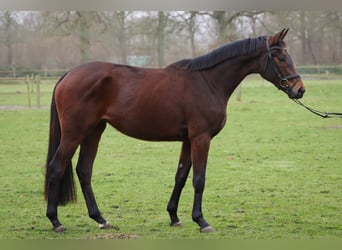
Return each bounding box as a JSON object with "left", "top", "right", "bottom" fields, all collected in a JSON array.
[
  {"left": 176, "top": 11, "right": 200, "bottom": 57},
  {"left": 201, "top": 11, "right": 265, "bottom": 43},
  {"left": 157, "top": 11, "right": 166, "bottom": 67},
  {"left": 112, "top": 11, "right": 129, "bottom": 64},
  {"left": 40, "top": 11, "right": 106, "bottom": 64},
  {"left": 321, "top": 11, "right": 342, "bottom": 64},
  {"left": 1, "top": 11, "right": 341, "bottom": 72},
  {"left": 0, "top": 11, "right": 18, "bottom": 66}
]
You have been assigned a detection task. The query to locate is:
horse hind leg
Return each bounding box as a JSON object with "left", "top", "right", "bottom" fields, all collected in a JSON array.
[
  {"left": 46, "top": 140, "right": 79, "bottom": 232},
  {"left": 76, "top": 120, "right": 113, "bottom": 229}
]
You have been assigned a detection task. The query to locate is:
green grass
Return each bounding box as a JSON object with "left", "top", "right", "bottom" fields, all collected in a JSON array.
[
  {"left": 0, "top": 79, "right": 56, "bottom": 107},
  {"left": 0, "top": 78, "right": 341, "bottom": 239}
]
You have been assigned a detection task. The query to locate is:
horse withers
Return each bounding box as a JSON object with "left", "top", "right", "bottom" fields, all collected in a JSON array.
[{"left": 44, "top": 29, "right": 305, "bottom": 233}]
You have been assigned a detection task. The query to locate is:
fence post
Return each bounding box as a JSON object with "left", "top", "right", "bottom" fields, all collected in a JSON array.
[
  {"left": 35, "top": 75, "right": 41, "bottom": 108},
  {"left": 236, "top": 84, "right": 242, "bottom": 102},
  {"left": 12, "top": 66, "right": 16, "bottom": 78},
  {"left": 25, "top": 75, "right": 31, "bottom": 109}
]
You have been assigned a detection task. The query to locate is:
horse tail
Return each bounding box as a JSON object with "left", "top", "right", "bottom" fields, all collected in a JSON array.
[{"left": 44, "top": 73, "right": 77, "bottom": 205}]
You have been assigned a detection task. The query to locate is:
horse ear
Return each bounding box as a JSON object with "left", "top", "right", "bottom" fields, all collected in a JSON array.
[
  {"left": 280, "top": 28, "right": 289, "bottom": 40},
  {"left": 269, "top": 28, "right": 289, "bottom": 46}
]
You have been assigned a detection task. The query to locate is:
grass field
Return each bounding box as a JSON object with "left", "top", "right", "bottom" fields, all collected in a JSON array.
[{"left": 0, "top": 77, "right": 341, "bottom": 239}]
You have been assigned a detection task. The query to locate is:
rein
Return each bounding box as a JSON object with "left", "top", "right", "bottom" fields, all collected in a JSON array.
[{"left": 292, "top": 99, "right": 342, "bottom": 118}]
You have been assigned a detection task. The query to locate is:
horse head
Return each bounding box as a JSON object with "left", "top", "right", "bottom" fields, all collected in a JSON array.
[{"left": 261, "top": 28, "right": 305, "bottom": 99}]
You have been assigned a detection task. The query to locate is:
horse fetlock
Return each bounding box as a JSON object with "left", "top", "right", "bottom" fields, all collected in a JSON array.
[
  {"left": 53, "top": 225, "right": 66, "bottom": 233},
  {"left": 99, "top": 221, "right": 113, "bottom": 229},
  {"left": 170, "top": 221, "right": 183, "bottom": 227},
  {"left": 88, "top": 211, "right": 103, "bottom": 220},
  {"left": 200, "top": 225, "right": 215, "bottom": 233},
  {"left": 191, "top": 212, "right": 203, "bottom": 223}
]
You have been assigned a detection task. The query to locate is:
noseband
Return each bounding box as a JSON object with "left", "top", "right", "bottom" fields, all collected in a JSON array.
[{"left": 265, "top": 38, "right": 301, "bottom": 94}]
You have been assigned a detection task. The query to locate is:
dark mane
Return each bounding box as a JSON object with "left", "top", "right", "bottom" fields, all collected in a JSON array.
[{"left": 169, "top": 36, "right": 267, "bottom": 71}]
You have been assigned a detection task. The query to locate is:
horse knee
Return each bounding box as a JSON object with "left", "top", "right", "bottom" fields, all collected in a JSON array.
[
  {"left": 175, "top": 175, "right": 187, "bottom": 188},
  {"left": 192, "top": 211, "right": 203, "bottom": 222}
]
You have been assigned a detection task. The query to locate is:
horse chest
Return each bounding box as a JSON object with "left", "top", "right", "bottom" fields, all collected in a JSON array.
[{"left": 186, "top": 101, "right": 227, "bottom": 138}]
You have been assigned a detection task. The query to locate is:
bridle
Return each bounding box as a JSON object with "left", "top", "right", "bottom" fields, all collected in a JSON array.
[
  {"left": 265, "top": 37, "right": 301, "bottom": 95},
  {"left": 265, "top": 37, "right": 342, "bottom": 119}
]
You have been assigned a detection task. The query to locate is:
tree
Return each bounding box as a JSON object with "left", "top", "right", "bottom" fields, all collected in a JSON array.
[
  {"left": 202, "top": 11, "right": 265, "bottom": 43},
  {"left": 112, "top": 11, "right": 129, "bottom": 64},
  {"left": 1, "top": 11, "right": 341, "bottom": 72},
  {"left": 0, "top": 11, "right": 18, "bottom": 66},
  {"left": 157, "top": 11, "right": 166, "bottom": 67},
  {"left": 77, "top": 11, "right": 91, "bottom": 63},
  {"left": 40, "top": 11, "right": 105, "bottom": 64},
  {"left": 321, "top": 11, "right": 342, "bottom": 64},
  {"left": 176, "top": 11, "right": 200, "bottom": 57}
]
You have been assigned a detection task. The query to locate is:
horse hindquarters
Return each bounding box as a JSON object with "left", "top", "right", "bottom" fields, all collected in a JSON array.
[{"left": 45, "top": 71, "right": 114, "bottom": 231}]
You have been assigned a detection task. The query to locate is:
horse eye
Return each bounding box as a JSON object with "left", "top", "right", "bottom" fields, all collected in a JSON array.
[{"left": 278, "top": 56, "right": 286, "bottom": 62}]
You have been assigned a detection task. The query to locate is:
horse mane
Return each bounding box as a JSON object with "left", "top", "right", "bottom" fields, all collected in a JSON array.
[{"left": 169, "top": 36, "right": 267, "bottom": 71}]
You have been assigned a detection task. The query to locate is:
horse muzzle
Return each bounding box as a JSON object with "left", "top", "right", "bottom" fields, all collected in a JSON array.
[
  {"left": 287, "top": 78, "right": 305, "bottom": 99},
  {"left": 278, "top": 76, "right": 305, "bottom": 99}
]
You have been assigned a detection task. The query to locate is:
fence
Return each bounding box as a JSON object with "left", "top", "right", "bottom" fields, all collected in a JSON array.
[
  {"left": 296, "top": 65, "right": 342, "bottom": 79},
  {"left": 0, "top": 65, "right": 341, "bottom": 109},
  {"left": 0, "top": 67, "right": 67, "bottom": 79},
  {"left": 0, "top": 65, "right": 342, "bottom": 80}
]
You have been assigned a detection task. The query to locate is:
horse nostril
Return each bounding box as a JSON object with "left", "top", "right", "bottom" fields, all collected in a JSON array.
[{"left": 297, "top": 87, "right": 305, "bottom": 98}]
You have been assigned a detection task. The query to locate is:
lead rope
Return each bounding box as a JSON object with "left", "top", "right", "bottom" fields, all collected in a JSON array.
[{"left": 292, "top": 99, "right": 342, "bottom": 118}]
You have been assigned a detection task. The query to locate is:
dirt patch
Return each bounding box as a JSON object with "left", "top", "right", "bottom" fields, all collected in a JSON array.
[
  {"left": 86, "top": 233, "right": 138, "bottom": 239},
  {"left": 321, "top": 125, "right": 342, "bottom": 130},
  {"left": 0, "top": 105, "right": 29, "bottom": 110},
  {"left": 0, "top": 105, "right": 49, "bottom": 110}
]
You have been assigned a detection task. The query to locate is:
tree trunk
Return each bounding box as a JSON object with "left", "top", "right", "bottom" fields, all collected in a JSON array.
[
  {"left": 78, "top": 12, "right": 90, "bottom": 63},
  {"left": 157, "top": 11, "right": 166, "bottom": 67},
  {"left": 116, "top": 11, "right": 127, "bottom": 64},
  {"left": 3, "top": 11, "right": 15, "bottom": 66},
  {"left": 299, "top": 11, "right": 307, "bottom": 64},
  {"left": 189, "top": 11, "right": 197, "bottom": 57}
]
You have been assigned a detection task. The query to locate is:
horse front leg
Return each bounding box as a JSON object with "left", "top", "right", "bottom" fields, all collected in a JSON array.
[
  {"left": 191, "top": 134, "right": 215, "bottom": 233},
  {"left": 167, "top": 140, "right": 192, "bottom": 227}
]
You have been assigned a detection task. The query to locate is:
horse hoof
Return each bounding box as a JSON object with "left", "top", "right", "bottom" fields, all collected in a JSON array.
[
  {"left": 171, "top": 221, "right": 183, "bottom": 227},
  {"left": 99, "top": 221, "right": 113, "bottom": 229},
  {"left": 53, "top": 225, "right": 66, "bottom": 233},
  {"left": 200, "top": 226, "right": 215, "bottom": 233}
]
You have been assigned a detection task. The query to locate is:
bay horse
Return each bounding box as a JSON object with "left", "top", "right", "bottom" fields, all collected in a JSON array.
[{"left": 44, "top": 28, "right": 305, "bottom": 233}]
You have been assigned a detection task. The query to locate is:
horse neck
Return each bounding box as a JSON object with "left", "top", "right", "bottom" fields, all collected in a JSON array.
[{"left": 201, "top": 49, "right": 265, "bottom": 102}]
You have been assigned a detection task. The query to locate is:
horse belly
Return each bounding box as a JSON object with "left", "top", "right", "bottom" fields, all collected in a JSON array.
[{"left": 105, "top": 103, "right": 187, "bottom": 141}]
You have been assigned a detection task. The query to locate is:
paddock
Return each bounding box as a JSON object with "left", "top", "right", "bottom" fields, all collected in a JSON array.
[{"left": 0, "top": 78, "right": 341, "bottom": 239}]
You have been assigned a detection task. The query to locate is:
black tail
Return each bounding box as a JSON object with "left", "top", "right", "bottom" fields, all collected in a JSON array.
[{"left": 44, "top": 73, "right": 77, "bottom": 205}]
